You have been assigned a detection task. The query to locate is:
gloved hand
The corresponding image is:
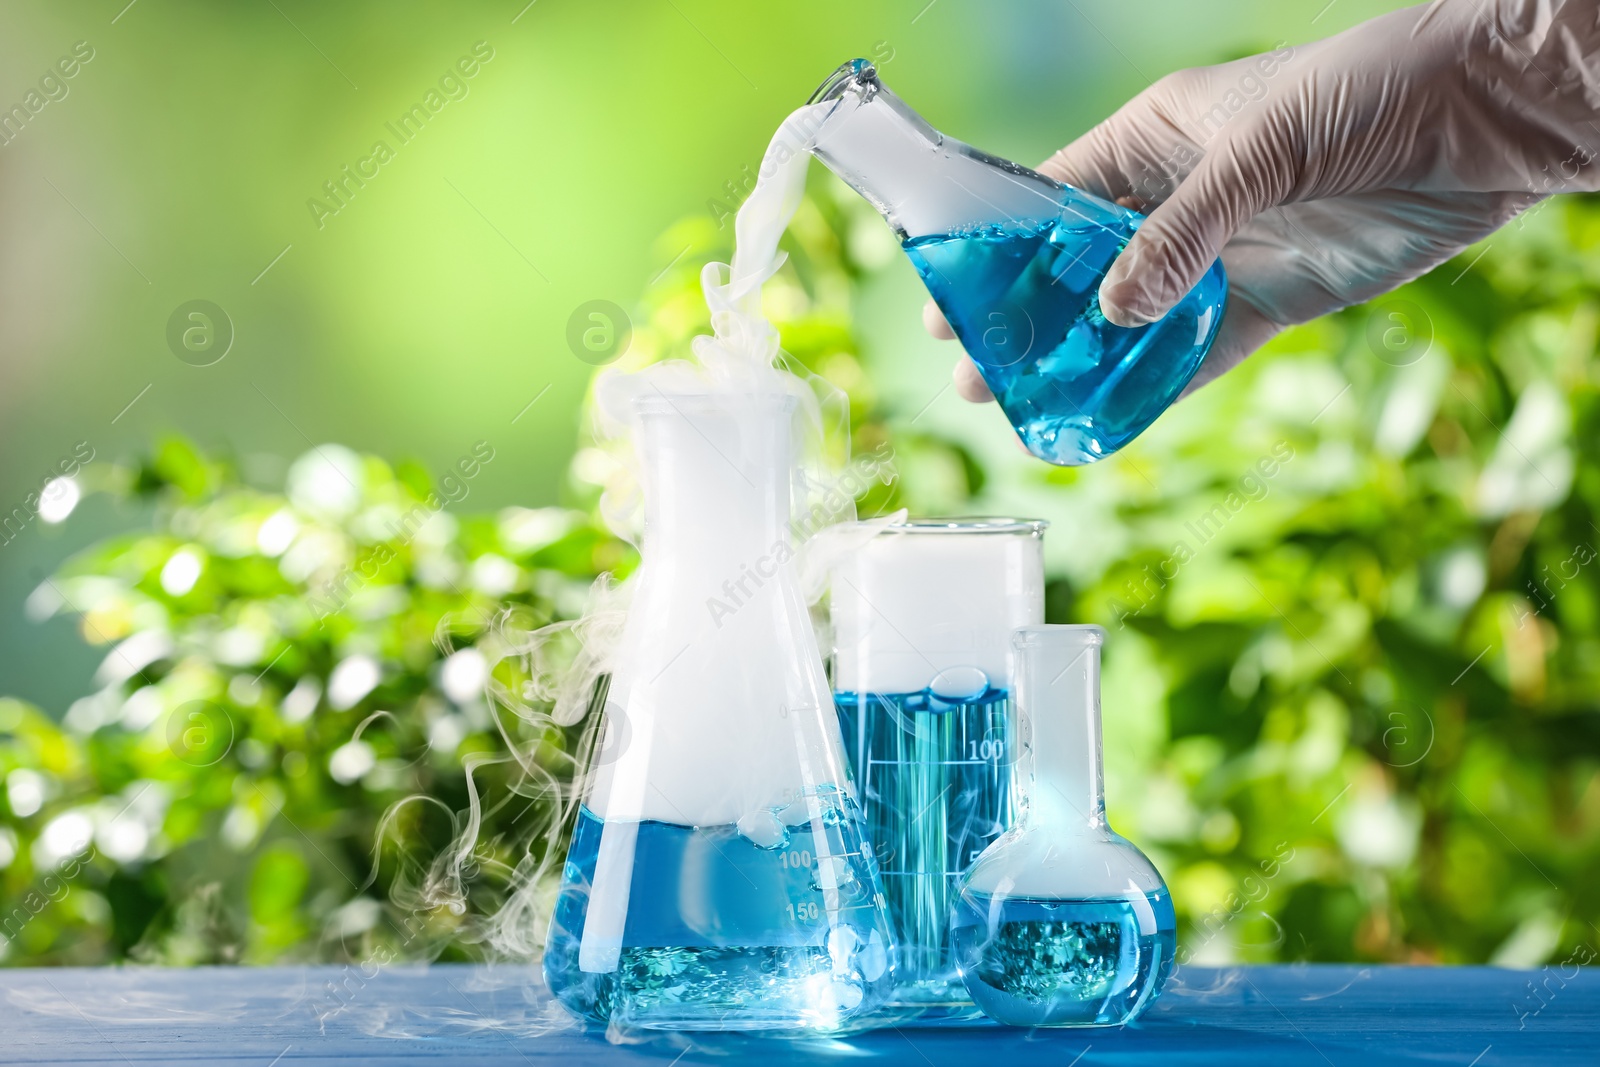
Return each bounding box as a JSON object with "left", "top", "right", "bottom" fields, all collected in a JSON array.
[{"left": 934, "top": 0, "right": 1600, "bottom": 403}]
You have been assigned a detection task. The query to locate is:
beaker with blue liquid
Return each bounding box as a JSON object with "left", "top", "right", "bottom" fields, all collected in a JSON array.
[
  {"left": 952, "top": 625, "right": 1175, "bottom": 1026},
  {"left": 830, "top": 518, "right": 1045, "bottom": 1020},
  {"left": 807, "top": 60, "right": 1228, "bottom": 466}
]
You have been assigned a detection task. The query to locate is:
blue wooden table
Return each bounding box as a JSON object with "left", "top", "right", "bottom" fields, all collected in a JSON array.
[{"left": 1, "top": 964, "right": 1593, "bottom": 1065}]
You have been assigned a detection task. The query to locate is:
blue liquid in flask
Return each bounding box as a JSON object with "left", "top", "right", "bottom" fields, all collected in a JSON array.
[
  {"left": 544, "top": 787, "right": 894, "bottom": 1031},
  {"left": 950, "top": 888, "right": 1176, "bottom": 1027},
  {"left": 834, "top": 686, "right": 1013, "bottom": 1011},
  {"left": 905, "top": 211, "right": 1227, "bottom": 466}
]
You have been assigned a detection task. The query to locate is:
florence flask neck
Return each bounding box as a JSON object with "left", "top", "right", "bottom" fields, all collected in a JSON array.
[{"left": 1011, "top": 624, "right": 1108, "bottom": 833}]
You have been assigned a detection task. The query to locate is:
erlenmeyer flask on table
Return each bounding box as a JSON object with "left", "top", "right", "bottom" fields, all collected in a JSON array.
[
  {"left": 543, "top": 390, "right": 896, "bottom": 1033},
  {"left": 830, "top": 518, "right": 1045, "bottom": 1021},
  {"left": 806, "top": 60, "right": 1228, "bottom": 466},
  {"left": 951, "top": 625, "right": 1175, "bottom": 1027}
]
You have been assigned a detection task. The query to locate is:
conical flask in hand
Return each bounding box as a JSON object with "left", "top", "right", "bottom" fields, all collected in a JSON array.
[
  {"left": 806, "top": 60, "right": 1228, "bottom": 466},
  {"left": 543, "top": 390, "right": 896, "bottom": 1033},
  {"left": 951, "top": 625, "right": 1175, "bottom": 1027}
]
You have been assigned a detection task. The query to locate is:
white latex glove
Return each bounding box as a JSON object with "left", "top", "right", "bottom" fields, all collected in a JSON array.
[{"left": 935, "top": 0, "right": 1600, "bottom": 403}]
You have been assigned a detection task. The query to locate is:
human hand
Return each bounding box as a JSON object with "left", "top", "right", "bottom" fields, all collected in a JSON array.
[{"left": 931, "top": 0, "right": 1600, "bottom": 401}]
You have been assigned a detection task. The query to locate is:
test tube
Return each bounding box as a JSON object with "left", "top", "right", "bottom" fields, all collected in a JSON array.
[{"left": 829, "top": 517, "right": 1045, "bottom": 1019}]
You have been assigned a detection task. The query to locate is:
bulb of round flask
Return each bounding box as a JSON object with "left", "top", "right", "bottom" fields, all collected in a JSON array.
[{"left": 951, "top": 625, "right": 1175, "bottom": 1027}]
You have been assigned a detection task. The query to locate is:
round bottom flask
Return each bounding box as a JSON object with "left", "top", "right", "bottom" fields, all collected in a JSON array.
[{"left": 951, "top": 625, "right": 1174, "bottom": 1027}]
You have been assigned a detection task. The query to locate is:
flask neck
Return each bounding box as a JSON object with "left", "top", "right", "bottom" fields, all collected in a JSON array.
[
  {"left": 806, "top": 60, "right": 1066, "bottom": 240},
  {"left": 1012, "top": 625, "right": 1106, "bottom": 831},
  {"left": 636, "top": 394, "right": 795, "bottom": 558}
]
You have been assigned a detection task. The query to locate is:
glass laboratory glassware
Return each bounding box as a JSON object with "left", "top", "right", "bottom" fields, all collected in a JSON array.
[
  {"left": 951, "top": 625, "right": 1175, "bottom": 1027},
  {"left": 830, "top": 518, "right": 1045, "bottom": 1021},
  {"left": 543, "top": 391, "right": 896, "bottom": 1033},
  {"left": 806, "top": 60, "right": 1228, "bottom": 467}
]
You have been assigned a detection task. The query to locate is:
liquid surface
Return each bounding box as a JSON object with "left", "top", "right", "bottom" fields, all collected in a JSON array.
[
  {"left": 544, "top": 791, "right": 895, "bottom": 1031},
  {"left": 834, "top": 687, "right": 1011, "bottom": 1013},
  {"left": 950, "top": 890, "right": 1176, "bottom": 1027},
  {"left": 905, "top": 211, "right": 1226, "bottom": 465}
]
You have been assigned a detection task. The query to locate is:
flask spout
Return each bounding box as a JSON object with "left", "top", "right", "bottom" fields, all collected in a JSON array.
[
  {"left": 804, "top": 59, "right": 1064, "bottom": 241},
  {"left": 805, "top": 58, "right": 880, "bottom": 108}
]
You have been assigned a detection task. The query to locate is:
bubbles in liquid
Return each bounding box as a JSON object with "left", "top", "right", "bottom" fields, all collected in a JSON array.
[
  {"left": 546, "top": 797, "right": 893, "bottom": 1031},
  {"left": 737, "top": 809, "right": 790, "bottom": 850},
  {"left": 950, "top": 890, "right": 1176, "bottom": 1027},
  {"left": 833, "top": 686, "right": 1012, "bottom": 1010}
]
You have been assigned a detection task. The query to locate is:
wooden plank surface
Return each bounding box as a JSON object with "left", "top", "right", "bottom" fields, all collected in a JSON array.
[{"left": 1, "top": 963, "right": 1593, "bottom": 1065}]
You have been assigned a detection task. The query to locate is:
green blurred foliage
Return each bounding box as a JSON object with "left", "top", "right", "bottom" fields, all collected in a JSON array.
[
  {"left": 3, "top": 178, "right": 1599, "bottom": 973},
  {"left": 0, "top": 0, "right": 1419, "bottom": 710},
  {"left": 1074, "top": 192, "right": 1600, "bottom": 968},
  {"left": 0, "top": 433, "right": 628, "bottom": 964}
]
